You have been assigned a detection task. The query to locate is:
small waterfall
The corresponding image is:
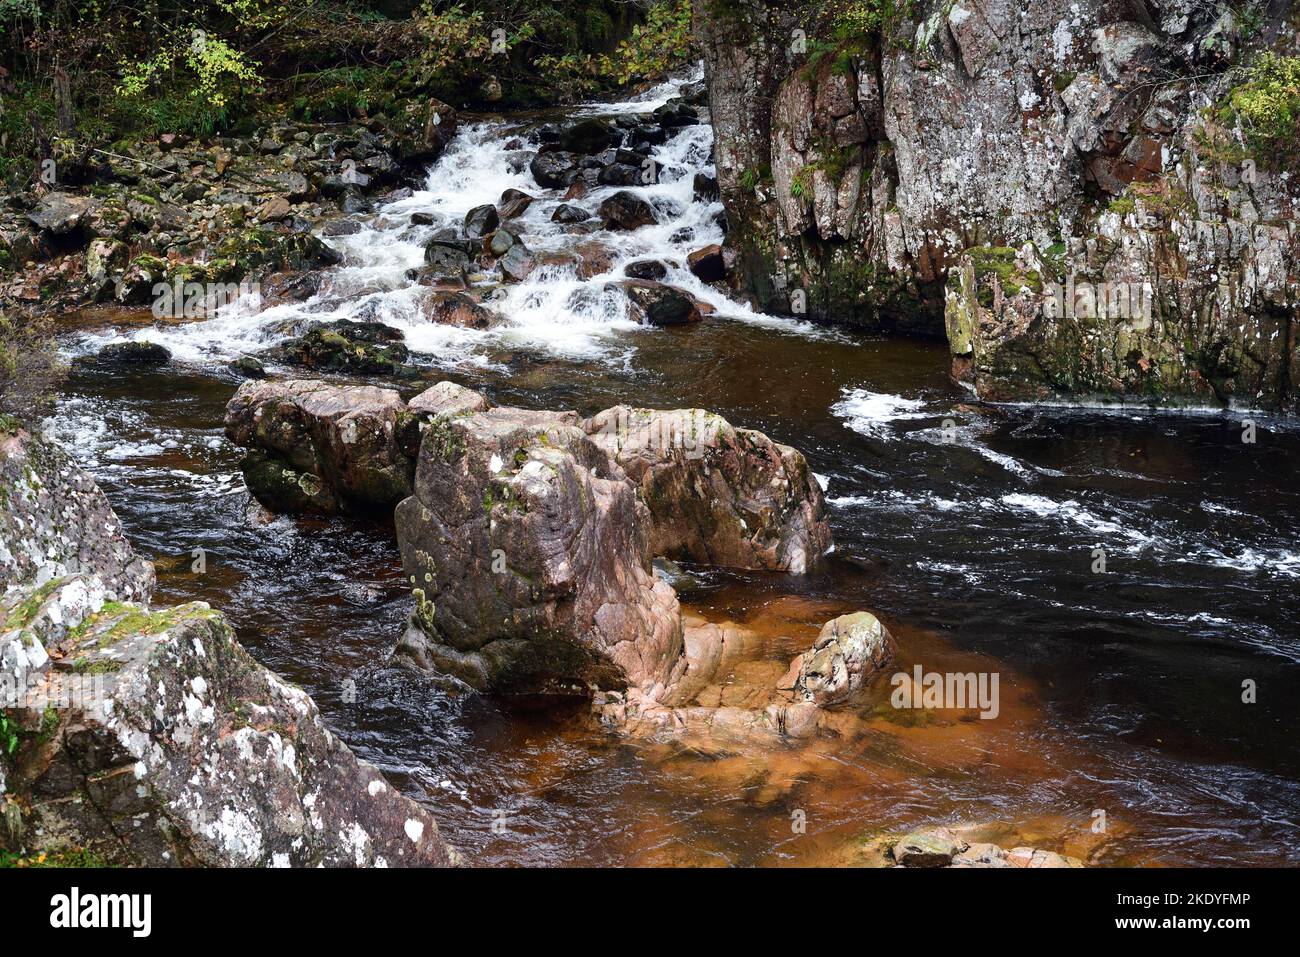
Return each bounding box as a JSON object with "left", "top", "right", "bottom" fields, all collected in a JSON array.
[{"left": 76, "top": 65, "right": 821, "bottom": 372}]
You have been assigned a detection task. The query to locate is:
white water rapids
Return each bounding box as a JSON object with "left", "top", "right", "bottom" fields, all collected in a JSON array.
[{"left": 77, "top": 67, "right": 822, "bottom": 370}]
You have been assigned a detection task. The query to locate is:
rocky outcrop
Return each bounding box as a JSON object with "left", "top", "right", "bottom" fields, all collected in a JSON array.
[
  {"left": 0, "top": 428, "right": 154, "bottom": 603},
  {"left": 223, "top": 381, "right": 836, "bottom": 695},
  {"left": 0, "top": 429, "right": 458, "bottom": 867},
  {"left": 698, "top": 1, "right": 1300, "bottom": 410},
  {"left": 583, "top": 406, "right": 832, "bottom": 573},
  {"left": 778, "top": 611, "right": 895, "bottom": 707},
  {"left": 224, "top": 379, "right": 415, "bottom": 515},
  {"left": 393, "top": 404, "right": 687, "bottom": 694}
]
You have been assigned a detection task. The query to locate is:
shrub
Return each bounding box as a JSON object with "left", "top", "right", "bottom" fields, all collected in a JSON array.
[{"left": 1225, "top": 53, "right": 1300, "bottom": 167}]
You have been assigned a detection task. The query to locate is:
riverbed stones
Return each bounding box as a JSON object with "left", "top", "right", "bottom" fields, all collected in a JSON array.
[
  {"left": 75, "top": 340, "right": 172, "bottom": 370},
  {"left": 393, "top": 405, "right": 685, "bottom": 694},
  {"left": 224, "top": 379, "right": 414, "bottom": 513},
  {"left": 551, "top": 202, "right": 589, "bottom": 224},
  {"left": 559, "top": 119, "right": 616, "bottom": 154},
  {"left": 582, "top": 405, "right": 833, "bottom": 573}
]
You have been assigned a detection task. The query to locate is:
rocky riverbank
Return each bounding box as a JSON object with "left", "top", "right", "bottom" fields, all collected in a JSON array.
[
  {"left": 0, "top": 425, "right": 459, "bottom": 867},
  {"left": 697, "top": 1, "right": 1300, "bottom": 412}
]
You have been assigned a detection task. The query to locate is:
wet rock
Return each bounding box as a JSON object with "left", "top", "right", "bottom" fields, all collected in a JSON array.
[
  {"left": 551, "top": 203, "right": 589, "bottom": 224},
  {"left": 597, "top": 191, "right": 657, "bottom": 230},
  {"left": 497, "top": 188, "right": 534, "bottom": 219},
  {"left": 559, "top": 119, "right": 616, "bottom": 154},
  {"left": 393, "top": 404, "right": 685, "bottom": 694},
  {"left": 583, "top": 405, "right": 833, "bottom": 573},
  {"left": 892, "top": 828, "right": 966, "bottom": 868},
  {"left": 597, "top": 164, "right": 641, "bottom": 186},
  {"left": 417, "top": 290, "right": 498, "bottom": 329},
  {"left": 463, "top": 203, "right": 500, "bottom": 239},
  {"left": 530, "top": 151, "right": 584, "bottom": 189},
  {"left": 692, "top": 173, "right": 720, "bottom": 202},
  {"left": 782, "top": 612, "right": 896, "bottom": 707},
  {"left": 275, "top": 320, "right": 410, "bottom": 376},
  {"left": 687, "top": 243, "right": 726, "bottom": 282},
  {"left": 611, "top": 279, "right": 701, "bottom": 326},
  {"left": 624, "top": 259, "right": 668, "bottom": 281},
  {"left": 76, "top": 340, "right": 172, "bottom": 370},
  {"left": 225, "top": 379, "right": 415, "bottom": 513},
  {"left": 409, "top": 212, "right": 436, "bottom": 226},
  {"left": 497, "top": 241, "right": 536, "bottom": 282}
]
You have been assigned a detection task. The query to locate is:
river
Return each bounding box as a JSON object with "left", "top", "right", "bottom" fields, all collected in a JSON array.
[{"left": 48, "top": 70, "right": 1300, "bottom": 866}]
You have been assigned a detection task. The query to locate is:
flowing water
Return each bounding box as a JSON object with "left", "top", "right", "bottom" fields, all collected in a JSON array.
[{"left": 48, "top": 71, "right": 1300, "bottom": 866}]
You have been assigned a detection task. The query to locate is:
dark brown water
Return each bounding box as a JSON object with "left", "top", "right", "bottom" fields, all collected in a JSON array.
[{"left": 45, "top": 73, "right": 1300, "bottom": 866}]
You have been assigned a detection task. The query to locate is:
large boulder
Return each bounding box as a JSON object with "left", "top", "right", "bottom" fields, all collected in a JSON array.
[
  {"left": 224, "top": 380, "right": 415, "bottom": 514},
  {"left": 393, "top": 405, "right": 685, "bottom": 694},
  {"left": 583, "top": 406, "right": 832, "bottom": 573},
  {"left": 0, "top": 429, "right": 458, "bottom": 867},
  {"left": 27, "top": 192, "right": 100, "bottom": 236},
  {"left": 598, "top": 191, "right": 658, "bottom": 230}
]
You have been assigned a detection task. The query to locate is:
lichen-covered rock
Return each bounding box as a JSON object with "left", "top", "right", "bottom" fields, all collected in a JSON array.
[
  {"left": 2, "top": 588, "right": 458, "bottom": 867},
  {"left": 583, "top": 406, "right": 832, "bottom": 573},
  {"left": 945, "top": 126, "right": 1300, "bottom": 410},
  {"left": 699, "top": 1, "right": 1300, "bottom": 409},
  {"left": 393, "top": 404, "right": 686, "bottom": 694},
  {"left": 781, "top": 611, "right": 895, "bottom": 707},
  {"left": 0, "top": 430, "right": 153, "bottom": 602},
  {"left": 0, "top": 429, "right": 458, "bottom": 866},
  {"left": 224, "top": 379, "right": 414, "bottom": 514}
]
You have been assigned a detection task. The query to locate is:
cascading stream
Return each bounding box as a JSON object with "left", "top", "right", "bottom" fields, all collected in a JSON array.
[{"left": 44, "top": 67, "right": 1300, "bottom": 867}]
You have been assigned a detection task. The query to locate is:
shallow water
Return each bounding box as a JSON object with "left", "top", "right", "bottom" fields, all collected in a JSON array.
[{"left": 48, "top": 71, "right": 1300, "bottom": 866}]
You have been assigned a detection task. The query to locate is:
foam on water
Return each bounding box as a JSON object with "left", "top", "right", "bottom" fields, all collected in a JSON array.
[{"left": 72, "top": 64, "right": 823, "bottom": 370}]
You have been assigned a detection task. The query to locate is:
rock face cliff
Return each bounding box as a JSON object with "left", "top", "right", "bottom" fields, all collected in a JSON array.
[{"left": 699, "top": 0, "right": 1299, "bottom": 411}]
